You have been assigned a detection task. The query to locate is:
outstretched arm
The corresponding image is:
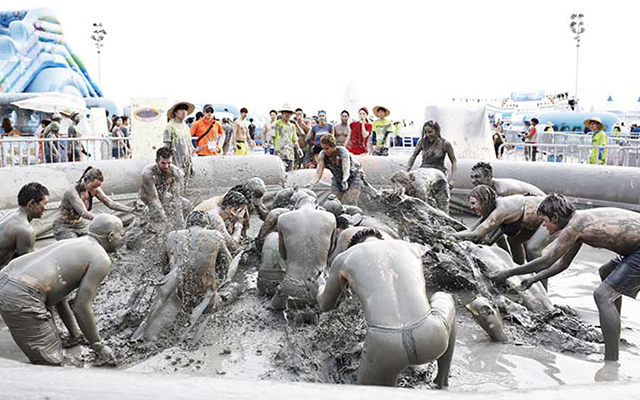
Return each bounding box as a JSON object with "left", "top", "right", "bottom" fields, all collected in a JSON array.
[
  {"left": 406, "top": 138, "right": 423, "bottom": 171},
  {"left": 67, "top": 189, "right": 95, "bottom": 220},
  {"left": 521, "top": 242, "right": 581, "bottom": 289},
  {"left": 311, "top": 153, "right": 326, "bottom": 186},
  {"left": 94, "top": 187, "right": 133, "bottom": 213},
  {"left": 452, "top": 210, "right": 503, "bottom": 241},
  {"left": 445, "top": 140, "right": 457, "bottom": 185},
  {"left": 73, "top": 254, "right": 112, "bottom": 348},
  {"left": 317, "top": 258, "right": 347, "bottom": 312},
  {"left": 140, "top": 170, "right": 165, "bottom": 219},
  {"left": 277, "top": 224, "right": 287, "bottom": 261}
]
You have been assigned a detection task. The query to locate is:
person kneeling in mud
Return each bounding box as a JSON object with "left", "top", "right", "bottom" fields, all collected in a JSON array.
[
  {"left": 133, "top": 211, "right": 234, "bottom": 342},
  {"left": 270, "top": 192, "right": 335, "bottom": 315},
  {"left": 0, "top": 214, "right": 124, "bottom": 366},
  {"left": 207, "top": 190, "right": 250, "bottom": 252},
  {"left": 317, "top": 229, "right": 456, "bottom": 387},
  {"left": 391, "top": 168, "right": 450, "bottom": 213},
  {"left": 452, "top": 185, "right": 553, "bottom": 272},
  {"left": 139, "top": 147, "right": 192, "bottom": 229}
]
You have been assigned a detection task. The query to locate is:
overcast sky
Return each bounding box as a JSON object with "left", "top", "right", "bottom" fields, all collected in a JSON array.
[{"left": 6, "top": 0, "right": 640, "bottom": 120}]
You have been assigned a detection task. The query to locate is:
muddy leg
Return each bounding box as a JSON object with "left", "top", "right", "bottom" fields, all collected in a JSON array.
[
  {"left": 434, "top": 322, "right": 456, "bottom": 388},
  {"left": 495, "top": 235, "right": 511, "bottom": 255},
  {"left": 594, "top": 282, "right": 622, "bottom": 361},
  {"left": 507, "top": 236, "right": 526, "bottom": 265},
  {"left": 599, "top": 260, "right": 622, "bottom": 314},
  {"left": 357, "top": 333, "right": 403, "bottom": 386},
  {"left": 342, "top": 188, "right": 361, "bottom": 207}
]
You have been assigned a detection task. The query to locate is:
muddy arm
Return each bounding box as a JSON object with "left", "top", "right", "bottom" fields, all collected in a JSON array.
[
  {"left": 15, "top": 226, "right": 36, "bottom": 256},
  {"left": 522, "top": 242, "right": 582, "bottom": 289},
  {"left": 445, "top": 140, "right": 457, "bottom": 185},
  {"left": 94, "top": 187, "right": 133, "bottom": 213},
  {"left": 317, "top": 262, "right": 346, "bottom": 312},
  {"left": 277, "top": 225, "right": 287, "bottom": 261},
  {"left": 310, "top": 154, "right": 326, "bottom": 186},
  {"left": 140, "top": 170, "right": 165, "bottom": 219},
  {"left": 68, "top": 189, "right": 95, "bottom": 220},
  {"left": 406, "top": 138, "right": 423, "bottom": 171},
  {"left": 55, "top": 296, "right": 82, "bottom": 339},
  {"left": 452, "top": 212, "right": 501, "bottom": 241},
  {"left": 72, "top": 254, "right": 112, "bottom": 347}
]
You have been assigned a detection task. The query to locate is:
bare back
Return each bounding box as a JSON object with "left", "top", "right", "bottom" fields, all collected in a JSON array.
[
  {"left": 493, "top": 178, "right": 545, "bottom": 197},
  {"left": 332, "top": 239, "right": 431, "bottom": 328},
  {"left": 1, "top": 237, "right": 110, "bottom": 306},
  {"left": 278, "top": 207, "right": 335, "bottom": 280}
]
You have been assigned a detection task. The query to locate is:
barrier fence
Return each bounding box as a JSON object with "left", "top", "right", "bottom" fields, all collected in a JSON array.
[
  {"left": 0, "top": 137, "right": 131, "bottom": 167},
  {"left": 498, "top": 142, "right": 640, "bottom": 167}
]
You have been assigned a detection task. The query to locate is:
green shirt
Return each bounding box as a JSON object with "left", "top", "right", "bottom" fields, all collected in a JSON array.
[
  {"left": 372, "top": 119, "right": 392, "bottom": 148},
  {"left": 589, "top": 130, "right": 607, "bottom": 165},
  {"left": 274, "top": 119, "right": 297, "bottom": 161}
]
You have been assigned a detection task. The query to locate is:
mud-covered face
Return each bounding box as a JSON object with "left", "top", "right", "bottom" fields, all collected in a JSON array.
[
  {"left": 469, "top": 196, "right": 484, "bottom": 216},
  {"left": 106, "top": 224, "right": 125, "bottom": 253},
  {"left": 470, "top": 169, "right": 491, "bottom": 186},
  {"left": 157, "top": 157, "right": 172, "bottom": 173},
  {"left": 27, "top": 195, "right": 49, "bottom": 219},
  {"left": 321, "top": 143, "right": 336, "bottom": 156},
  {"left": 540, "top": 214, "right": 560, "bottom": 234},
  {"left": 87, "top": 180, "right": 103, "bottom": 192},
  {"left": 423, "top": 126, "right": 437, "bottom": 141}
]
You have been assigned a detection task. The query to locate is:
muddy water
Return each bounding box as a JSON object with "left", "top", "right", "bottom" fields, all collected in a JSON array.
[{"left": 1, "top": 196, "right": 639, "bottom": 392}]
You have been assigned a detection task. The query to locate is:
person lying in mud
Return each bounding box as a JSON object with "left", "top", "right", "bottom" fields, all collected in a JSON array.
[
  {"left": 309, "top": 134, "right": 364, "bottom": 206},
  {"left": 317, "top": 228, "right": 456, "bottom": 387},
  {"left": 0, "top": 214, "right": 123, "bottom": 366},
  {"left": 406, "top": 120, "right": 457, "bottom": 187},
  {"left": 53, "top": 166, "right": 134, "bottom": 240},
  {"left": 452, "top": 185, "right": 553, "bottom": 269},
  {"left": 206, "top": 190, "right": 250, "bottom": 252},
  {"left": 133, "top": 211, "right": 232, "bottom": 342},
  {"left": 470, "top": 161, "right": 544, "bottom": 197},
  {"left": 391, "top": 168, "right": 450, "bottom": 213},
  {"left": 270, "top": 192, "right": 335, "bottom": 311},
  {"left": 194, "top": 177, "right": 269, "bottom": 222},
  {"left": 139, "top": 146, "right": 191, "bottom": 228},
  {"left": 322, "top": 194, "right": 363, "bottom": 218},
  {"left": 488, "top": 193, "right": 640, "bottom": 362},
  {"left": 0, "top": 182, "right": 49, "bottom": 269}
]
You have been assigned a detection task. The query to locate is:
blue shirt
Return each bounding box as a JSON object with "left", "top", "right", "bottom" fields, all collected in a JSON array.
[{"left": 312, "top": 123, "right": 332, "bottom": 146}]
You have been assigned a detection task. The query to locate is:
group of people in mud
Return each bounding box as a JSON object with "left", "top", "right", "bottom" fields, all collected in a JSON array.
[{"left": 0, "top": 110, "right": 639, "bottom": 388}]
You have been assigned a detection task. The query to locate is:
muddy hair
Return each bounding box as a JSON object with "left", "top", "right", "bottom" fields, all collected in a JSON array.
[
  {"left": 320, "top": 134, "right": 336, "bottom": 147},
  {"left": 17, "top": 182, "right": 49, "bottom": 206},
  {"left": 422, "top": 120, "right": 441, "bottom": 139},
  {"left": 471, "top": 161, "right": 493, "bottom": 178},
  {"left": 156, "top": 146, "right": 173, "bottom": 160},
  {"left": 186, "top": 210, "right": 210, "bottom": 228},
  {"left": 336, "top": 215, "right": 351, "bottom": 230},
  {"left": 221, "top": 190, "right": 250, "bottom": 209},
  {"left": 230, "top": 184, "right": 252, "bottom": 202},
  {"left": 348, "top": 228, "right": 383, "bottom": 249},
  {"left": 537, "top": 193, "right": 575, "bottom": 229},
  {"left": 469, "top": 184, "right": 497, "bottom": 217},
  {"left": 77, "top": 166, "right": 104, "bottom": 185}
]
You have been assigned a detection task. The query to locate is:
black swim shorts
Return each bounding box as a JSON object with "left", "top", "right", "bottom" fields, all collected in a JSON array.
[{"left": 604, "top": 248, "right": 640, "bottom": 298}]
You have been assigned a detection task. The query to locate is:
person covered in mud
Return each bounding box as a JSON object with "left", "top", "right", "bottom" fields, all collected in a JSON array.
[
  {"left": 317, "top": 229, "right": 456, "bottom": 387},
  {"left": 489, "top": 193, "right": 640, "bottom": 362},
  {"left": 133, "top": 211, "right": 232, "bottom": 341},
  {"left": 406, "top": 120, "right": 457, "bottom": 187},
  {"left": 206, "top": 190, "right": 250, "bottom": 252},
  {"left": 391, "top": 168, "right": 450, "bottom": 213},
  {"left": 470, "top": 161, "right": 545, "bottom": 197},
  {"left": 0, "top": 214, "right": 124, "bottom": 366},
  {"left": 270, "top": 192, "right": 336, "bottom": 311},
  {"left": 322, "top": 194, "right": 363, "bottom": 218},
  {"left": 309, "top": 134, "right": 364, "bottom": 206},
  {"left": 53, "top": 166, "right": 134, "bottom": 240},
  {"left": 163, "top": 101, "right": 195, "bottom": 179},
  {"left": 139, "top": 146, "right": 191, "bottom": 228},
  {"left": 195, "top": 177, "right": 269, "bottom": 222},
  {"left": 452, "top": 185, "right": 552, "bottom": 268},
  {"left": 0, "top": 182, "right": 49, "bottom": 269}
]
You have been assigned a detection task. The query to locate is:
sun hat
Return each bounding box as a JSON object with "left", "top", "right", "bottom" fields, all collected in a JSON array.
[
  {"left": 167, "top": 101, "right": 195, "bottom": 119},
  {"left": 583, "top": 116, "right": 606, "bottom": 131},
  {"left": 373, "top": 106, "right": 390, "bottom": 118},
  {"left": 279, "top": 103, "right": 295, "bottom": 113}
]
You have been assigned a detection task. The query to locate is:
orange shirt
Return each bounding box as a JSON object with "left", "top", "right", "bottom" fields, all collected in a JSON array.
[{"left": 190, "top": 118, "right": 223, "bottom": 156}]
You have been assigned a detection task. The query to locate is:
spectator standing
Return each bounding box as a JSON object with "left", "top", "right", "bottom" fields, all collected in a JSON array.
[
  {"left": 42, "top": 113, "right": 62, "bottom": 163},
  {"left": 524, "top": 118, "right": 539, "bottom": 161},
  {"left": 262, "top": 110, "right": 277, "bottom": 154},
  {"left": 2, "top": 118, "right": 21, "bottom": 136},
  {"left": 248, "top": 118, "right": 256, "bottom": 141},
  {"left": 334, "top": 110, "right": 351, "bottom": 147},
  {"left": 310, "top": 110, "right": 334, "bottom": 163},
  {"left": 232, "top": 107, "right": 254, "bottom": 155},
  {"left": 371, "top": 106, "right": 392, "bottom": 156},
  {"left": 163, "top": 101, "right": 195, "bottom": 176},
  {"left": 273, "top": 103, "right": 302, "bottom": 171},
  {"left": 346, "top": 107, "right": 372, "bottom": 155},
  {"left": 190, "top": 104, "right": 223, "bottom": 156},
  {"left": 110, "top": 116, "right": 128, "bottom": 159},
  {"left": 585, "top": 117, "right": 608, "bottom": 165}
]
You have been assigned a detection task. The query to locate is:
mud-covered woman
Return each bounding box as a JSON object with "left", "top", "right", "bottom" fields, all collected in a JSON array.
[
  {"left": 53, "top": 166, "right": 134, "bottom": 240},
  {"left": 406, "top": 120, "right": 457, "bottom": 187}
]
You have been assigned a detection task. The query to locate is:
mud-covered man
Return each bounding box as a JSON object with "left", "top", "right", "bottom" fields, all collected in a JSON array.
[
  {"left": 470, "top": 161, "right": 544, "bottom": 197},
  {"left": 0, "top": 214, "right": 124, "bottom": 366},
  {"left": 317, "top": 229, "right": 456, "bottom": 387},
  {"left": 0, "top": 182, "right": 49, "bottom": 269},
  {"left": 489, "top": 193, "right": 640, "bottom": 362},
  {"left": 270, "top": 192, "right": 335, "bottom": 311},
  {"left": 139, "top": 147, "right": 191, "bottom": 228},
  {"left": 195, "top": 177, "right": 269, "bottom": 222},
  {"left": 391, "top": 168, "right": 450, "bottom": 213},
  {"left": 206, "top": 190, "right": 250, "bottom": 252},
  {"left": 133, "top": 211, "right": 232, "bottom": 341}
]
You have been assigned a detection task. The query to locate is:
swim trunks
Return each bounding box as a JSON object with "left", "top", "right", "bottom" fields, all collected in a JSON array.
[
  {"left": 235, "top": 141, "right": 249, "bottom": 155},
  {"left": 0, "top": 274, "right": 63, "bottom": 365},
  {"left": 604, "top": 248, "right": 640, "bottom": 298},
  {"left": 53, "top": 218, "right": 89, "bottom": 240}
]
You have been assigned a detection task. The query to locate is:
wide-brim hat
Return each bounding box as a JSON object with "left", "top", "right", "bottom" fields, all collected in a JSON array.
[
  {"left": 167, "top": 101, "right": 195, "bottom": 119},
  {"left": 279, "top": 103, "right": 295, "bottom": 113},
  {"left": 373, "top": 105, "right": 390, "bottom": 118},
  {"left": 545, "top": 121, "right": 554, "bottom": 126},
  {"left": 584, "top": 116, "right": 605, "bottom": 130}
]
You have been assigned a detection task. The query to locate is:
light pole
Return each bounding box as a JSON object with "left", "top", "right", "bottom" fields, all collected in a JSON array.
[
  {"left": 570, "top": 14, "right": 585, "bottom": 108},
  {"left": 91, "top": 23, "right": 107, "bottom": 85}
]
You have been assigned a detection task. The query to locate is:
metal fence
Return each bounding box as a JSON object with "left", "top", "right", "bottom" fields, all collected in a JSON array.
[
  {"left": 503, "top": 129, "right": 640, "bottom": 147},
  {"left": 0, "top": 137, "right": 131, "bottom": 167},
  {"left": 498, "top": 142, "right": 640, "bottom": 167}
]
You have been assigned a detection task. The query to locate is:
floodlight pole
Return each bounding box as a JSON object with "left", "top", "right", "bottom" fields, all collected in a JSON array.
[
  {"left": 91, "top": 23, "right": 107, "bottom": 85},
  {"left": 570, "top": 14, "right": 585, "bottom": 108}
]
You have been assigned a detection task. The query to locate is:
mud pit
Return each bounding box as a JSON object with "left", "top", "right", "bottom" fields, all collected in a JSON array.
[{"left": 5, "top": 181, "right": 637, "bottom": 392}]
